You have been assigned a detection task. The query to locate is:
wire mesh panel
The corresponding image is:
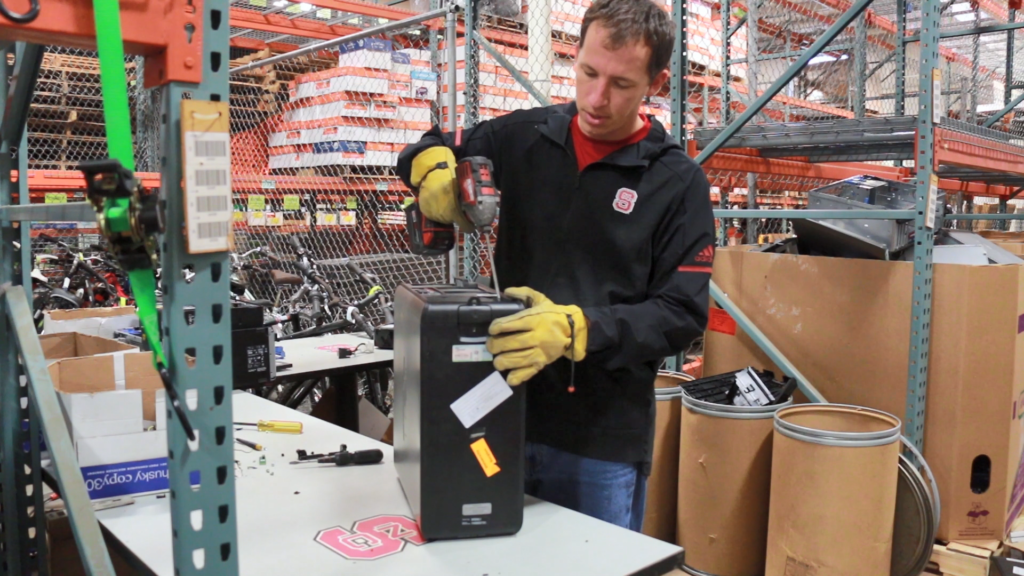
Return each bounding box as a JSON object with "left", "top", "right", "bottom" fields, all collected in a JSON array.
[
  {"left": 227, "top": 21, "right": 451, "bottom": 324},
  {"left": 23, "top": 47, "right": 143, "bottom": 271}
]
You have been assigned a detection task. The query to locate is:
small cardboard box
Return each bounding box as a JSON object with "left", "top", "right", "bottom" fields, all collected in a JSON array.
[
  {"left": 43, "top": 307, "right": 138, "bottom": 340},
  {"left": 49, "top": 351, "right": 178, "bottom": 500},
  {"left": 704, "top": 248, "right": 1024, "bottom": 541}
]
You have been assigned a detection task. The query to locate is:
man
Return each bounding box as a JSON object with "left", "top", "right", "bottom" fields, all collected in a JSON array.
[{"left": 396, "top": 0, "right": 715, "bottom": 532}]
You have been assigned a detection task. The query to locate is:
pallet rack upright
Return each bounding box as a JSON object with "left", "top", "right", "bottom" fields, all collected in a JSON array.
[{"left": 0, "top": 0, "right": 239, "bottom": 572}]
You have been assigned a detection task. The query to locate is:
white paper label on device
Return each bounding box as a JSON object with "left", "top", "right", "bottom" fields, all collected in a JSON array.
[
  {"left": 452, "top": 344, "right": 493, "bottom": 363},
  {"left": 1013, "top": 567, "right": 1024, "bottom": 576},
  {"left": 733, "top": 368, "right": 772, "bottom": 407},
  {"left": 450, "top": 371, "right": 512, "bottom": 428}
]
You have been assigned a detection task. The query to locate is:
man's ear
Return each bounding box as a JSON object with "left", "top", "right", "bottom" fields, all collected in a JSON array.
[{"left": 647, "top": 69, "right": 670, "bottom": 98}]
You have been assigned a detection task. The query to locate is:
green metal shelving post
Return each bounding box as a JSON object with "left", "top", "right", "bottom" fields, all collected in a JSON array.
[
  {"left": 462, "top": 0, "right": 482, "bottom": 280},
  {"left": 904, "top": 0, "right": 942, "bottom": 453},
  {"left": 895, "top": 0, "right": 907, "bottom": 115},
  {"left": 670, "top": 0, "right": 687, "bottom": 143},
  {"left": 720, "top": 0, "right": 731, "bottom": 124},
  {"left": 156, "top": 0, "right": 240, "bottom": 571},
  {"left": 0, "top": 42, "right": 47, "bottom": 576}
]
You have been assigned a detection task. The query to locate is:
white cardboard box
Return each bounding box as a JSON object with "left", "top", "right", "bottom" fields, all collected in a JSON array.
[
  {"left": 60, "top": 389, "right": 143, "bottom": 441},
  {"left": 43, "top": 308, "right": 139, "bottom": 340},
  {"left": 49, "top": 351, "right": 177, "bottom": 500}
]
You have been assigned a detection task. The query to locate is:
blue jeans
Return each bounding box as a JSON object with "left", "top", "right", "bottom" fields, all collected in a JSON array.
[{"left": 524, "top": 442, "right": 647, "bottom": 531}]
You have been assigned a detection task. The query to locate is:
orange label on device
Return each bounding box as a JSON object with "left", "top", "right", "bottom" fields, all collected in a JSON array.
[
  {"left": 708, "top": 308, "right": 737, "bottom": 336},
  {"left": 470, "top": 438, "right": 501, "bottom": 478}
]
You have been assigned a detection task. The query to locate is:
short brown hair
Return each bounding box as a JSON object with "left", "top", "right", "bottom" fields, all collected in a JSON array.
[{"left": 579, "top": 0, "right": 675, "bottom": 81}]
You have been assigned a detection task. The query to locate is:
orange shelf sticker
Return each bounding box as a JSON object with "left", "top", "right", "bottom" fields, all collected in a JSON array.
[
  {"left": 708, "top": 308, "right": 737, "bottom": 336},
  {"left": 470, "top": 438, "right": 501, "bottom": 478}
]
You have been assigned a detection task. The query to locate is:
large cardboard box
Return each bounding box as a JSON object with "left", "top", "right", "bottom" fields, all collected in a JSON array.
[
  {"left": 49, "top": 351, "right": 177, "bottom": 500},
  {"left": 705, "top": 248, "right": 1024, "bottom": 542}
]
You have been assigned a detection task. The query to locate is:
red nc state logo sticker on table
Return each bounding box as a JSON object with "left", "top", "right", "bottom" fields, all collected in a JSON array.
[{"left": 315, "top": 515, "right": 426, "bottom": 561}]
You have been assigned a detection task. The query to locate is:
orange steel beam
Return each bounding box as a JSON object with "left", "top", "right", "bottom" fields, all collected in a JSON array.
[
  {"left": 15, "top": 171, "right": 162, "bottom": 191},
  {"left": 230, "top": 36, "right": 301, "bottom": 52},
  {"left": 703, "top": 151, "right": 1016, "bottom": 196},
  {"left": 789, "top": 0, "right": 1000, "bottom": 77},
  {"left": 688, "top": 75, "right": 856, "bottom": 118},
  {"left": 0, "top": 0, "right": 201, "bottom": 86},
  {"left": 230, "top": 8, "right": 362, "bottom": 42},
  {"left": 704, "top": 152, "right": 909, "bottom": 181},
  {"left": 934, "top": 127, "right": 1024, "bottom": 178},
  {"left": 287, "top": 0, "right": 419, "bottom": 21},
  {"left": 731, "top": 0, "right": 999, "bottom": 79}
]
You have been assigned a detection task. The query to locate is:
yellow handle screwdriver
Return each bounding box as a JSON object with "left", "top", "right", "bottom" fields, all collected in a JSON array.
[{"left": 234, "top": 420, "right": 303, "bottom": 434}]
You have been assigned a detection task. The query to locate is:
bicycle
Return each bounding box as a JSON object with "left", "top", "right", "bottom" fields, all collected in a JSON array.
[{"left": 31, "top": 234, "right": 125, "bottom": 331}]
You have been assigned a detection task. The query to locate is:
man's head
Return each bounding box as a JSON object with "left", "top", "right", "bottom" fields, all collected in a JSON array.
[{"left": 574, "top": 0, "right": 674, "bottom": 141}]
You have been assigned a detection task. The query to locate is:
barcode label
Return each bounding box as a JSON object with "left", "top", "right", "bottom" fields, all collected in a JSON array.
[
  {"left": 185, "top": 129, "right": 231, "bottom": 253},
  {"left": 196, "top": 169, "right": 228, "bottom": 187},
  {"left": 196, "top": 139, "right": 228, "bottom": 157},
  {"left": 197, "top": 221, "right": 229, "bottom": 239},
  {"left": 196, "top": 195, "right": 229, "bottom": 213}
]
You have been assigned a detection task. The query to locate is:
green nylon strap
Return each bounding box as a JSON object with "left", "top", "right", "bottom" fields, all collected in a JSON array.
[
  {"left": 93, "top": 0, "right": 166, "bottom": 369},
  {"left": 128, "top": 269, "right": 166, "bottom": 367},
  {"left": 92, "top": 0, "right": 134, "bottom": 171}
]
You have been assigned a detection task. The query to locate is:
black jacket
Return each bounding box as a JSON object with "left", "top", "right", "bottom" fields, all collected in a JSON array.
[{"left": 397, "top": 102, "right": 715, "bottom": 466}]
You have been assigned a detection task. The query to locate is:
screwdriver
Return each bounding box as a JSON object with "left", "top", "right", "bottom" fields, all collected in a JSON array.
[
  {"left": 235, "top": 437, "right": 263, "bottom": 451},
  {"left": 234, "top": 420, "right": 303, "bottom": 434},
  {"left": 291, "top": 447, "right": 384, "bottom": 466}
]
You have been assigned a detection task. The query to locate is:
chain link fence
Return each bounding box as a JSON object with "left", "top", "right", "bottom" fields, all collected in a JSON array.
[
  {"left": 20, "top": 0, "right": 1024, "bottom": 279},
  {"left": 226, "top": 32, "right": 449, "bottom": 323},
  {"left": 22, "top": 47, "right": 147, "bottom": 280}
]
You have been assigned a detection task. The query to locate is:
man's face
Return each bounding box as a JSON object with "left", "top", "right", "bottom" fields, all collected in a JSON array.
[{"left": 574, "top": 22, "right": 669, "bottom": 141}]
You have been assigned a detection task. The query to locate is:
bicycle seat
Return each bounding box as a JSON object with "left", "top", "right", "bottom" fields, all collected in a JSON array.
[{"left": 271, "top": 270, "right": 303, "bottom": 286}]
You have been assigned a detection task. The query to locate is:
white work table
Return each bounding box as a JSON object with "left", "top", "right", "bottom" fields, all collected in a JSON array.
[
  {"left": 272, "top": 333, "right": 394, "bottom": 431},
  {"left": 274, "top": 333, "right": 393, "bottom": 382},
  {"left": 97, "top": 392, "right": 683, "bottom": 576}
]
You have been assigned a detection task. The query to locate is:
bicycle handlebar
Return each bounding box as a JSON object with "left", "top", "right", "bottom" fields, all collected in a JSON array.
[
  {"left": 343, "top": 258, "right": 379, "bottom": 287},
  {"left": 278, "top": 317, "right": 355, "bottom": 341},
  {"left": 348, "top": 308, "right": 374, "bottom": 339}
]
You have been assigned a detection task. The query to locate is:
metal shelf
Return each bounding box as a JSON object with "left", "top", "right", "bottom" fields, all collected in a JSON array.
[{"left": 695, "top": 116, "right": 1024, "bottom": 187}]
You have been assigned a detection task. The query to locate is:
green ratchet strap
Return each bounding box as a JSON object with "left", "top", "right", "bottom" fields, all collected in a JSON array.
[{"left": 88, "top": 0, "right": 193, "bottom": 439}]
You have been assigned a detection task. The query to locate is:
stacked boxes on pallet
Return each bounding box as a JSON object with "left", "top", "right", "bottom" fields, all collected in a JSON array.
[
  {"left": 551, "top": 0, "right": 586, "bottom": 36},
  {"left": 268, "top": 39, "right": 436, "bottom": 171},
  {"left": 440, "top": 39, "right": 535, "bottom": 125}
]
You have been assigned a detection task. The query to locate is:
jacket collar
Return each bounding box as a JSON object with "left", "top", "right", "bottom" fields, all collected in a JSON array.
[{"left": 536, "top": 101, "right": 681, "bottom": 169}]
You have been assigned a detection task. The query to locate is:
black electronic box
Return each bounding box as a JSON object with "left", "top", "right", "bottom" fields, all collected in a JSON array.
[{"left": 394, "top": 283, "right": 525, "bottom": 540}]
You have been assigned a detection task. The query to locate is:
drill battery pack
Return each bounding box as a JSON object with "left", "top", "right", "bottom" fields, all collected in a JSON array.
[{"left": 393, "top": 283, "right": 525, "bottom": 540}]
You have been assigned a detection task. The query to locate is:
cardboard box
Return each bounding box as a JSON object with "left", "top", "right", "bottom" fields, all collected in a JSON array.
[
  {"left": 43, "top": 307, "right": 138, "bottom": 340},
  {"left": 49, "top": 350, "right": 179, "bottom": 500},
  {"left": 40, "top": 332, "right": 136, "bottom": 361},
  {"left": 997, "top": 242, "right": 1024, "bottom": 256},
  {"left": 337, "top": 38, "right": 392, "bottom": 70},
  {"left": 704, "top": 248, "right": 1024, "bottom": 541}
]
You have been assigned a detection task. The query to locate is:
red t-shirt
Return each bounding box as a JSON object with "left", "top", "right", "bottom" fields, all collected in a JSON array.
[{"left": 570, "top": 113, "right": 652, "bottom": 172}]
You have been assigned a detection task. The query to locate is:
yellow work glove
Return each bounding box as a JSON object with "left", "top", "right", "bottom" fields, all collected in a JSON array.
[
  {"left": 409, "top": 146, "right": 476, "bottom": 232},
  {"left": 503, "top": 286, "right": 552, "bottom": 308},
  {"left": 487, "top": 288, "right": 588, "bottom": 386}
]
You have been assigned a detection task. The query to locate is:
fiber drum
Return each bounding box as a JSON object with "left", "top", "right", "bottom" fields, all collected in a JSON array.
[
  {"left": 642, "top": 371, "right": 692, "bottom": 543},
  {"left": 676, "top": 383, "right": 791, "bottom": 576},
  {"left": 766, "top": 405, "right": 901, "bottom": 576}
]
